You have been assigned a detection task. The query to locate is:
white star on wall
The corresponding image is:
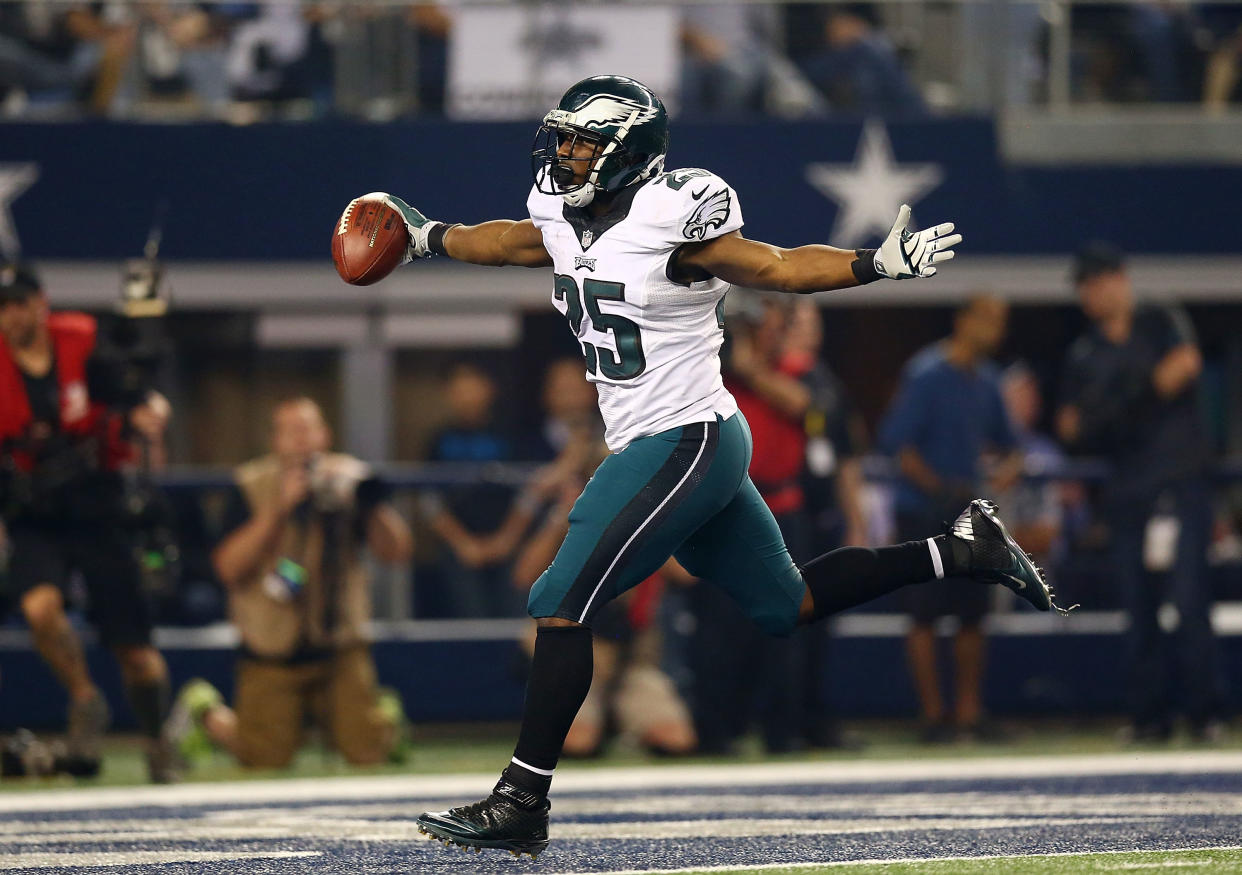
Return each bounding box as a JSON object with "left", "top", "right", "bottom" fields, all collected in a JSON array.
[
  {"left": 805, "top": 121, "right": 943, "bottom": 248},
  {"left": 0, "top": 163, "right": 39, "bottom": 259}
]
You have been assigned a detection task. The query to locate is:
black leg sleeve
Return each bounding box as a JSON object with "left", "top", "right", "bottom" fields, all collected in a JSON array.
[
  {"left": 503, "top": 624, "right": 594, "bottom": 798},
  {"left": 802, "top": 541, "right": 940, "bottom": 623}
]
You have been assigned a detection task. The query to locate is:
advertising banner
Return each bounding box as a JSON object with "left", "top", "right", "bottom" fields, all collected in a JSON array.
[{"left": 447, "top": 5, "right": 679, "bottom": 120}]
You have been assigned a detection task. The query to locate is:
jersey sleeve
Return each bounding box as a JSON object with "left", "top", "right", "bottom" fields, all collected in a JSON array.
[
  {"left": 648, "top": 169, "right": 744, "bottom": 248},
  {"left": 526, "top": 184, "right": 562, "bottom": 232}
]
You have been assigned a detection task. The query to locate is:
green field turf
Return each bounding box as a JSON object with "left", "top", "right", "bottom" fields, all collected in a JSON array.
[
  {"left": 705, "top": 847, "right": 1242, "bottom": 873},
  {"left": 1, "top": 719, "right": 1237, "bottom": 790}
]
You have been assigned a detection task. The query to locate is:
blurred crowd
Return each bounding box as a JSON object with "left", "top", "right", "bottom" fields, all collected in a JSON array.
[{"left": 3, "top": 1, "right": 1242, "bottom": 121}]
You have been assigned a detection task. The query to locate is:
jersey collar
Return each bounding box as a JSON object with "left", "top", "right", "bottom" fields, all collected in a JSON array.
[{"left": 562, "top": 179, "right": 647, "bottom": 252}]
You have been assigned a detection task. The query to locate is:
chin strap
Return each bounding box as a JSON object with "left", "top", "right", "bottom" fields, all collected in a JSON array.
[{"left": 561, "top": 184, "right": 597, "bottom": 209}]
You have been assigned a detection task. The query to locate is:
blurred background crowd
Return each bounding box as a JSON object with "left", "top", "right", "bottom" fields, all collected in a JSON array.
[
  {"left": 2, "top": 0, "right": 1242, "bottom": 781},
  {"left": 3, "top": 1, "right": 1242, "bottom": 121}
]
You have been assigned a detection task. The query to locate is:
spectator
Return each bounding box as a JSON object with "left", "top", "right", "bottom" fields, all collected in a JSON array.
[
  {"left": 784, "top": 300, "right": 868, "bottom": 552},
  {"left": 511, "top": 423, "right": 696, "bottom": 758},
  {"left": 523, "top": 357, "right": 600, "bottom": 462},
  {"left": 133, "top": 2, "right": 233, "bottom": 115},
  {"left": 197, "top": 396, "right": 414, "bottom": 769},
  {"left": 0, "top": 2, "right": 135, "bottom": 115},
  {"left": 878, "top": 294, "right": 1020, "bottom": 743},
  {"left": 688, "top": 295, "right": 858, "bottom": 754},
  {"left": 679, "top": 3, "right": 780, "bottom": 116},
  {"left": 0, "top": 263, "right": 175, "bottom": 781},
  {"left": 781, "top": 299, "right": 867, "bottom": 748},
  {"left": 408, "top": 3, "right": 451, "bottom": 115},
  {"left": 1056, "top": 243, "right": 1224, "bottom": 742},
  {"left": 798, "top": 3, "right": 924, "bottom": 116},
  {"left": 225, "top": 1, "right": 311, "bottom": 108},
  {"left": 1070, "top": 2, "right": 1202, "bottom": 104},
  {"left": 1203, "top": 7, "right": 1242, "bottom": 110},
  {"left": 418, "top": 362, "right": 532, "bottom": 617},
  {"left": 996, "top": 363, "right": 1066, "bottom": 576}
]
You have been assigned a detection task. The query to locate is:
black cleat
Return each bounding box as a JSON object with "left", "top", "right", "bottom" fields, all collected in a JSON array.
[
  {"left": 416, "top": 780, "right": 550, "bottom": 859},
  {"left": 950, "top": 499, "right": 1077, "bottom": 615}
]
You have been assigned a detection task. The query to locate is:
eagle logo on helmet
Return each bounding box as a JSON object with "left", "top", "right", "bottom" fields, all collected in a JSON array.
[
  {"left": 682, "top": 188, "right": 732, "bottom": 240},
  {"left": 570, "top": 94, "right": 660, "bottom": 131}
]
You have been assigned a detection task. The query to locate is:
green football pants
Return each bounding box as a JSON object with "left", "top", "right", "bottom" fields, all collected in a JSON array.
[{"left": 527, "top": 412, "right": 805, "bottom": 636}]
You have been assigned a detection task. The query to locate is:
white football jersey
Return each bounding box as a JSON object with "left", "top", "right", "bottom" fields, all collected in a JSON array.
[{"left": 527, "top": 168, "right": 744, "bottom": 451}]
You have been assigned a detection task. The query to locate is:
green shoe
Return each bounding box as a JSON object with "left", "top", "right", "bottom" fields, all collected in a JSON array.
[
  {"left": 952, "top": 499, "right": 1077, "bottom": 615},
  {"left": 164, "top": 679, "right": 222, "bottom": 767},
  {"left": 375, "top": 686, "right": 411, "bottom": 764}
]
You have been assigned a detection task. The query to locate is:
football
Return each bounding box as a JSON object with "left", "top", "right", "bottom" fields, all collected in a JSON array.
[{"left": 331, "top": 192, "right": 409, "bottom": 286}]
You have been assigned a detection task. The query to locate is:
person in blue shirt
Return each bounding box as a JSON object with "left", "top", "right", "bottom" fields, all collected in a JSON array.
[
  {"left": 798, "top": 4, "right": 926, "bottom": 116},
  {"left": 879, "top": 295, "right": 1021, "bottom": 742}
]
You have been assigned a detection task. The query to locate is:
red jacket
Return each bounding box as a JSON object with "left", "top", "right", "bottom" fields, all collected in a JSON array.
[
  {"left": 726, "top": 363, "right": 808, "bottom": 515},
  {"left": 0, "top": 312, "right": 130, "bottom": 472}
]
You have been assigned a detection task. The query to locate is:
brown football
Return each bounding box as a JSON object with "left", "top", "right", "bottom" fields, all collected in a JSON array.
[{"left": 331, "top": 192, "right": 409, "bottom": 286}]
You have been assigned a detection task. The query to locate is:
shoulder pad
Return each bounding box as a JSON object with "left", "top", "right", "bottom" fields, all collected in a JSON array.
[
  {"left": 644, "top": 169, "right": 743, "bottom": 244},
  {"left": 526, "top": 184, "right": 562, "bottom": 230}
]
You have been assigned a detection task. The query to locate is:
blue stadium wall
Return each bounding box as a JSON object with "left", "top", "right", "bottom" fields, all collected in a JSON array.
[
  {"left": 3, "top": 119, "right": 1239, "bottom": 259},
  {"left": 3, "top": 627, "right": 1242, "bottom": 730}
]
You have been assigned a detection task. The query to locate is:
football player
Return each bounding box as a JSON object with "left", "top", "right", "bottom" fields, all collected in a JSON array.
[{"left": 380, "top": 74, "right": 1068, "bottom": 858}]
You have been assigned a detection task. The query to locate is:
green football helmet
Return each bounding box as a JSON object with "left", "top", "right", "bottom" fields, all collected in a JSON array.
[{"left": 532, "top": 75, "right": 670, "bottom": 208}]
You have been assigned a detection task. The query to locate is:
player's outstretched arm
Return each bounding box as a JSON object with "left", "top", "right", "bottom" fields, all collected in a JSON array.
[
  {"left": 385, "top": 195, "right": 551, "bottom": 268},
  {"left": 677, "top": 204, "right": 959, "bottom": 294},
  {"left": 442, "top": 220, "right": 553, "bottom": 268}
]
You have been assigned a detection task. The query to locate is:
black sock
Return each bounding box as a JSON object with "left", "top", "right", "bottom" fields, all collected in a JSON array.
[
  {"left": 802, "top": 539, "right": 953, "bottom": 622},
  {"left": 502, "top": 624, "right": 593, "bottom": 800},
  {"left": 124, "top": 678, "right": 170, "bottom": 740}
]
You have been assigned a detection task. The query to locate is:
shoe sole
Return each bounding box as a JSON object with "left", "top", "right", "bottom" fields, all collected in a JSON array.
[
  {"left": 416, "top": 822, "right": 547, "bottom": 859},
  {"left": 974, "top": 500, "right": 1074, "bottom": 615}
]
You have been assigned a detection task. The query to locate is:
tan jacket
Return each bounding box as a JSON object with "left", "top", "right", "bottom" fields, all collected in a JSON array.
[{"left": 230, "top": 453, "right": 373, "bottom": 660}]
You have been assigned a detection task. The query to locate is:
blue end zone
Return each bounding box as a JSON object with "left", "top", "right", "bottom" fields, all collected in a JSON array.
[{"left": 3, "top": 755, "right": 1241, "bottom": 873}]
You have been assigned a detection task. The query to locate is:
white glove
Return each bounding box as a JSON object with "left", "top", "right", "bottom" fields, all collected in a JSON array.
[
  {"left": 383, "top": 194, "right": 442, "bottom": 263},
  {"left": 874, "top": 204, "right": 961, "bottom": 280}
]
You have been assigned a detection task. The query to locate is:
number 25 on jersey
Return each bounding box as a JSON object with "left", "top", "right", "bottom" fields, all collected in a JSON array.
[{"left": 554, "top": 275, "right": 647, "bottom": 381}]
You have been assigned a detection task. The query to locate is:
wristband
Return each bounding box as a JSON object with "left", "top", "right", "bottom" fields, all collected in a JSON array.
[
  {"left": 428, "top": 222, "right": 461, "bottom": 257},
  {"left": 851, "top": 248, "right": 881, "bottom": 285}
]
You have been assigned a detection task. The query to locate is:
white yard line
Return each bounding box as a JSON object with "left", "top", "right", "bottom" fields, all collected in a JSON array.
[
  {"left": 0, "top": 815, "right": 1145, "bottom": 846},
  {"left": 3, "top": 750, "right": 1242, "bottom": 814},
  {"left": 5, "top": 790, "right": 1237, "bottom": 831},
  {"left": 0, "top": 850, "right": 321, "bottom": 871},
  {"left": 557, "top": 845, "right": 1242, "bottom": 875}
]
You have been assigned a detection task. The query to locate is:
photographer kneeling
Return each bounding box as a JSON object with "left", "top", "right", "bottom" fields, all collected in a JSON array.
[
  {"left": 193, "top": 397, "right": 414, "bottom": 769},
  {"left": 0, "top": 264, "right": 175, "bottom": 782}
]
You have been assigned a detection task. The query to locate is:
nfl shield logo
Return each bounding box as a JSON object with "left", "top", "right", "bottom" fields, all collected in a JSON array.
[{"left": 581, "top": 229, "right": 593, "bottom": 248}]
